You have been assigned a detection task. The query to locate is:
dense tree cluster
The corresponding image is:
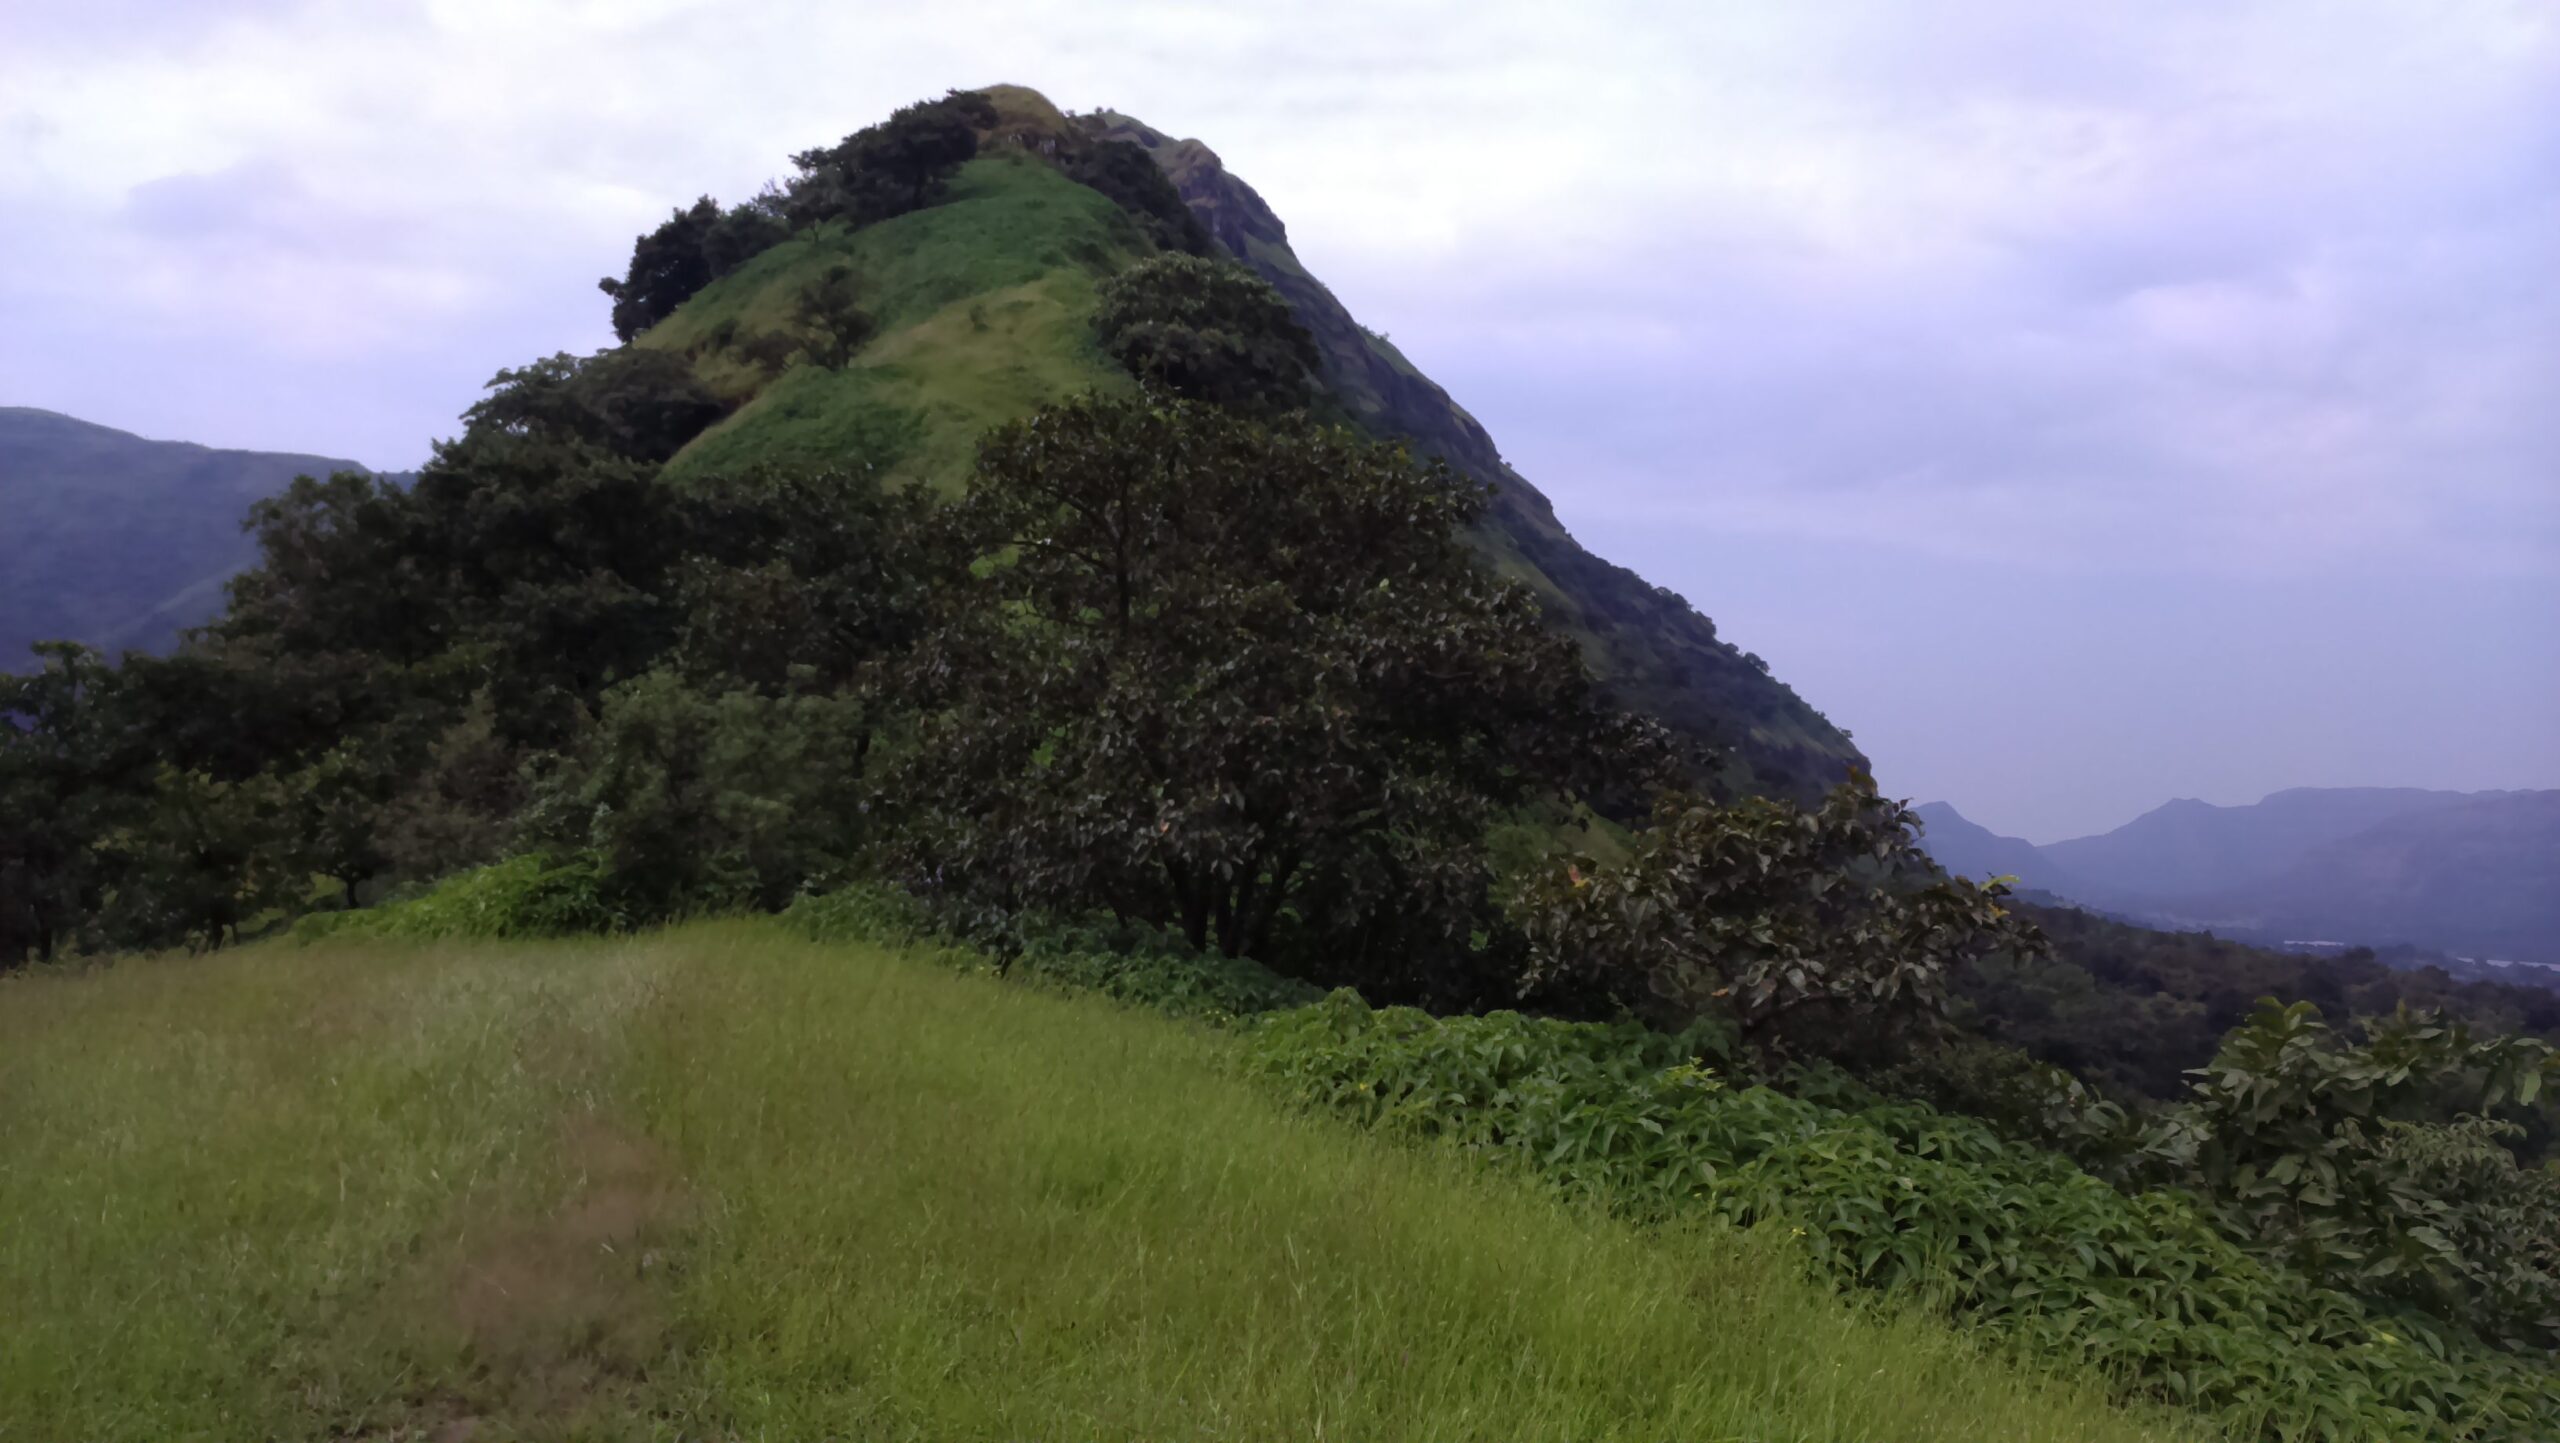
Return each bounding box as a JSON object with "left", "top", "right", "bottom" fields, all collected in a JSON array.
[
  {"left": 1511, "top": 777, "right": 2045, "bottom": 1053},
  {"left": 598, "top": 196, "right": 790, "bottom": 342},
  {"left": 1063, "top": 138, "right": 1214, "bottom": 256},
  {"left": 1957, "top": 901, "right": 2560, "bottom": 1100},
  {"left": 782, "top": 91, "right": 998, "bottom": 230},
  {"left": 891, "top": 394, "right": 1663, "bottom": 1002},
  {"left": 1093, "top": 253, "right": 1321, "bottom": 414}
]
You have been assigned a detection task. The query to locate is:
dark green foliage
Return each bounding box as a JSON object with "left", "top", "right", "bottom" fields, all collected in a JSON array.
[
  {"left": 461, "top": 349, "right": 729, "bottom": 467},
  {"left": 1246, "top": 992, "right": 2560, "bottom": 1440},
  {"left": 524, "top": 671, "right": 875, "bottom": 918},
  {"left": 1093, "top": 253, "right": 1319, "bottom": 413},
  {"left": 1064, "top": 138, "right": 1214, "bottom": 255},
  {"left": 2125, "top": 1001, "right": 2560, "bottom": 1351},
  {"left": 781, "top": 882, "right": 1322, "bottom": 1023},
  {"left": 893, "top": 394, "right": 1650, "bottom": 999},
  {"left": 791, "top": 263, "right": 874, "bottom": 369},
  {"left": 93, "top": 765, "right": 303, "bottom": 953},
  {"left": 1511, "top": 774, "right": 2046, "bottom": 1051},
  {"left": 1964, "top": 903, "right": 2560, "bottom": 1101},
  {"left": 600, "top": 196, "right": 789, "bottom": 342},
  {"left": 664, "top": 467, "right": 935, "bottom": 696},
  {"left": 784, "top": 91, "right": 997, "bottom": 229},
  {"left": 2, "top": 645, "right": 125, "bottom": 963}
]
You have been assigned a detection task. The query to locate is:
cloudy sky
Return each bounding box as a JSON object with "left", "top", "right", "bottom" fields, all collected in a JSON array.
[{"left": 4, "top": 0, "right": 2553, "bottom": 840}]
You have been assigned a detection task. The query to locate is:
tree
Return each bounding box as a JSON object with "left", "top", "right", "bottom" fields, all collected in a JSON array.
[
  {"left": 2130, "top": 1000, "right": 2560, "bottom": 1349},
  {"left": 792, "top": 263, "right": 873, "bottom": 369},
  {"left": 599, "top": 197, "right": 789, "bottom": 342},
  {"left": 894, "top": 394, "right": 1646, "bottom": 998},
  {"left": 460, "top": 349, "right": 727, "bottom": 467},
  {"left": 1093, "top": 253, "right": 1320, "bottom": 413},
  {"left": 0, "top": 644, "right": 123, "bottom": 965},
  {"left": 94, "top": 764, "right": 301, "bottom": 954},
  {"left": 1065, "top": 138, "right": 1213, "bottom": 255},
  {"left": 784, "top": 91, "right": 996, "bottom": 229},
  {"left": 525, "top": 670, "right": 876, "bottom": 917},
  {"left": 1510, "top": 774, "right": 2047, "bottom": 1049},
  {"left": 667, "top": 467, "right": 934, "bottom": 697},
  {"left": 599, "top": 198, "right": 718, "bottom": 342}
]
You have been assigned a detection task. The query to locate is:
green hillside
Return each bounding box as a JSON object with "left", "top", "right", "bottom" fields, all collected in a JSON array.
[
  {"left": 0, "top": 920, "right": 2199, "bottom": 1442},
  {"left": 642, "top": 151, "right": 1143, "bottom": 488},
  {"left": 630, "top": 86, "right": 1863, "bottom": 801},
  {"left": 0, "top": 408, "right": 370, "bottom": 667}
]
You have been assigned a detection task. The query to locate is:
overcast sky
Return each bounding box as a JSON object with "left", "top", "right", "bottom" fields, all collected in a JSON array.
[{"left": 4, "top": 0, "right": 2553, "bottom": 840}]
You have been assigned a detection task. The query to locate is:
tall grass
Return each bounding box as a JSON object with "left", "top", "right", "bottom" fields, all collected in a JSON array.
[{"left": 0, "top": 923, "right": 2212, "bottom": 1441}]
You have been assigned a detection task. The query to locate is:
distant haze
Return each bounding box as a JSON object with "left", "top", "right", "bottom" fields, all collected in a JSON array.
[{"left": 3, "top": 2, "right": 2553, "bottom": 840}]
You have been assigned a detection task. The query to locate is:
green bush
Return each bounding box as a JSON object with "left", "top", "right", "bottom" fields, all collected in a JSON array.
[
  {"left": 292, "top": 853, "right": 623, "bottom": 943},
  {"left": 1243, "top": 991, "right": 2560, "bottom": 1441}
]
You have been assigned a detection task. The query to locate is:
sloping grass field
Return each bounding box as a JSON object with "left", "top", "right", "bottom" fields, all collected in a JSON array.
[{"left": 0, "top": 923, "right": 2208, "bottom": 1442}]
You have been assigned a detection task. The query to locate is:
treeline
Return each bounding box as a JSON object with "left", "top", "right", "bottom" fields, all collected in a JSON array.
[{"left": 1960, "top": 901, "right": 2560, "bottom": 1100}]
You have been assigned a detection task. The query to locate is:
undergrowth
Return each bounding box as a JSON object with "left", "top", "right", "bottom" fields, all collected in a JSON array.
[{"left": 1241, "top": 992, "right": 2560, "bottom": 1441}]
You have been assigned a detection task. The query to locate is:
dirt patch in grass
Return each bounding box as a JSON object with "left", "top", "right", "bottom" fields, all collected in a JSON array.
[
  {"left": 354, "top": 1115, "right": 694, "bottom": 1438},
  {"left": 450, "top": 1117, "right": 688, "bottom": 1409}
]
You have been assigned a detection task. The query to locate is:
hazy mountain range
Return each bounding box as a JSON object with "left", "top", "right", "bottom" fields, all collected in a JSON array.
[
  {"left": 0, "top": 407, "right": 373, "bottom": 667},
  {"left": 1919, "top": 789, "right": 2560, "bottom": 965}
]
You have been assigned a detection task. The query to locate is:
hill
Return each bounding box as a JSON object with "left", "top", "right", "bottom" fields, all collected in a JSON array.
[
  {"left": 1918, "top": 789, "right": 2558, "bottom": 963},
  {"left": 1912, "top": 800, "right": 2085, "bottom": 894},
  {"left": 0, "top": 921, "right": 2189, "bottom": 1442},
  {"left": 0, "top": 408, "right": 370, "bottom": 668},
  {"left": 633, "top": 85, "right": 1864, "bottom": 801},
  {"left": 2040, "top": 786, "right": 2504, "bottom": 902},
  {"left": 2173, "top": 791, "right": 2560, "bottom": 963}
]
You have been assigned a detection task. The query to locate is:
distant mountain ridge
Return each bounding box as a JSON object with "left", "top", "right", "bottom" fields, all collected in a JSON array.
[
  {"left": 1918, "top": 788, "right": 2560, "bottom": 964},
  {"left": 0, "top": 407, "right": 372, "bottom": 667}
]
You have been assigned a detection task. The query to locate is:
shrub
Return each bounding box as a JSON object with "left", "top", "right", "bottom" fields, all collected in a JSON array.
[
  {"left": 1244, "top": 991, "right": 2560, "bottom": 1441},
  {"left": 1092, "top": 254, "right": 1319, "bottom": 413},
  {"left": 781, "top": 883, "right": 1321, "bottom": 1023},
  {"left": 294, "top": 853, "right": 623, "bottom": 943}
]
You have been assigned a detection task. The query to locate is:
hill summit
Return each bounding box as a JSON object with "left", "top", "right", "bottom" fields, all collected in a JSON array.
[{"left": 632, "top": 84, "right": 1864, "bottom": 800}]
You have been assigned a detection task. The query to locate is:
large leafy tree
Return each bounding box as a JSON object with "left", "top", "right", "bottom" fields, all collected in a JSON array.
[
  {"left": 1511, "top": 775, "right": 2046, "bottom": 1049},
  {"left": 1065, "top": 138, "right": 1213, "bottom": 256},
  {"left": 599, "top": 196, "right": 788, "bottom": 342},
  {"left": 895, "top": 394, "right": 1651, "bottom": 997},
  {"left": 1093, "top": 253, "right": 1320, "bottom": 414}
]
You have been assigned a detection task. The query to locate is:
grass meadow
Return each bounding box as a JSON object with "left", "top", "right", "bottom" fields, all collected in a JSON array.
[{"left": 0, "top": 922, "right": 2213, "bottom": 1442}]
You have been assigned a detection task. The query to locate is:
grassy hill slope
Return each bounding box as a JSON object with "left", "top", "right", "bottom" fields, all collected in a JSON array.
[
  {"left": 635, "top": 85, "right": 1865, "bottom": 802},
  {"left": 0, "top": 922, "right": 2203, "bottom": 1441},
  {"left": 0, "top": 408, "right": 370, "bottom": 667},
  {"left": 643, "top": 151, "right": 1144, "bottom": 490}
]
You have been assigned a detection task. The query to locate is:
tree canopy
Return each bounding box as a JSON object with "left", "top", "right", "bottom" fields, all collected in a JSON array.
[
  {"left": 892, "top": 393, "right": 1653, "bottom": 999},
  {"left": 598, "top": 196, "right": 788, "bottom": 342},
  {"left": 1093, "top": 253, "right": 1321, "bottom": 414}
]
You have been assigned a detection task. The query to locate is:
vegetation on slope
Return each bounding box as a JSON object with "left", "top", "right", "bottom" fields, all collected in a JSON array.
[
  {"left": 1080, "top": 107, "right": 1866, "bottom": 801},
  {"left": 0, "top": 922, "right": 2202, "bottom": 1443}
]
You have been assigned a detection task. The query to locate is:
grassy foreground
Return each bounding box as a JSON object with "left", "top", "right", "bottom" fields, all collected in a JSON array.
[{"left": 0, "top": 923, "right": 2210, "bottom": 1442}]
